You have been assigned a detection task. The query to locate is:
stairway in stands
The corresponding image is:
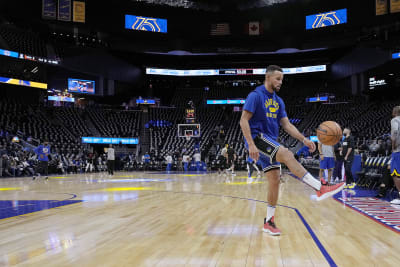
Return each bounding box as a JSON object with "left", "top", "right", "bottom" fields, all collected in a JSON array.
[
  {"left": 140, "top": 108, "right": 150, "bottom": 154},
  {"left": 84, "top": 117, "right": 101, "bottom": 137}
]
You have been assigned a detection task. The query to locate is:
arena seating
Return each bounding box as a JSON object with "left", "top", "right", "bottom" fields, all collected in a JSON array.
[
  {"left": 0, "top": 24, "right": 47, "bottom": 57},
  {"left": 87, "top": 108, "right": 141, "bottom": 138}
]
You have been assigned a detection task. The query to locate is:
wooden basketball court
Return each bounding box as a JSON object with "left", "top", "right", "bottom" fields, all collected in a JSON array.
[{"left": 0, "top": 171, "right": 399, "bottom": 266}]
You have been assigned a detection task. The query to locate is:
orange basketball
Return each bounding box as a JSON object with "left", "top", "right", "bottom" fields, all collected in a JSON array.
[{"left": 316, "top": 121, "right": 342, "bottom": 146}]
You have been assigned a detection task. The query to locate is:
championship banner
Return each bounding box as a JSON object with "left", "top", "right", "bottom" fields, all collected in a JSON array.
[
  {"left": 376, "top": 0, "right": 388, "bottom": 15},
  {"left": 58, "top": 0, "right": 71, "bottom": 21},
  {"left": 73, "top": 1, "right": 85, "bottom": 23},
  {"left": 390, "top": 0, "right": 400, "bottom": 13},
  {"left": 42, "top": 0, "right": 57, "bottom": 19}
]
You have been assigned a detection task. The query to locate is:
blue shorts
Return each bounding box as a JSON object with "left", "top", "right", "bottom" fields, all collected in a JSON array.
[
  {"left": 391, "top": 152, "right": 400, "bottom": 177},
  {"left": 320, "top": 157, "right": 335, "bottom": 170},
  {"left": 246, "top": 133, "right": 281, "bottom": 173}
]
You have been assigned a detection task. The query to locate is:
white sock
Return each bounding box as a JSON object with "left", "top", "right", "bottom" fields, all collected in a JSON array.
[
  {"left": 302, "top": 173, "right": 321, "bottom": 190},
  {"left": 253, "top": 164, "right": 260, "bottom": 172},
  {"left": 266, "top": 205, "right": 276, "bottom": 222}
]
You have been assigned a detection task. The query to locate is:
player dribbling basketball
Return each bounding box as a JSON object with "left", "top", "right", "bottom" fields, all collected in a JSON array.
[{"left": 240, "top": 65, "right": 345, "bottom": 236}]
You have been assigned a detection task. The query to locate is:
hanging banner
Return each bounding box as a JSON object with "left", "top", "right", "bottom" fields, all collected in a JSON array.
[
  {"left": 376, "top": 0, "right": 388, "bottom": 15},
  {"left": 391, "top": 0, "right": 400, "bottom": 13},
  {"left": 42, "top": 0, "right": 57, "bottom": 19},
  {"left": 73, "top": 1, "right": 85, "bottom": 23},
  {"left": 58, "top": 0, "right": 71, "bottom": 21}
]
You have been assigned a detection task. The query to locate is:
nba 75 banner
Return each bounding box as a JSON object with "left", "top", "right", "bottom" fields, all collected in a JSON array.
[
  {"left": 306, "top": 9, "right": 347, "bottom": 30},
  {"left": 42, "top": 0, "right": 57, "bottom": 19},
  {"left": 125, "top": 15, "right": 167, "bottom": 33},
  {"left": 58, "top": 0, "right": 71, "bottom": 21}
]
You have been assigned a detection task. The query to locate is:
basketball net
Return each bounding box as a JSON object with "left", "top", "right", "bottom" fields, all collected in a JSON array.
[{"left": 185, "top": 136, "right": 191, "bottom": 141}]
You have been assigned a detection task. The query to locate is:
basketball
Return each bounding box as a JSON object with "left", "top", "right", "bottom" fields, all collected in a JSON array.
[{"left": 316, "top": 121, "right": 342, "bottom": 146}]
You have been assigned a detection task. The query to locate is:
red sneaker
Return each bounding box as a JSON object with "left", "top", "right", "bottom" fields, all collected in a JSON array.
[
  {"left": 263, "top": 216, "right": 281, "bottom": 236},
  {"left": 316, "top": 182, "right": 345, "bottom": 201},
  {"left": 320, "top": 177, "right": 328, "bottom": 185}
]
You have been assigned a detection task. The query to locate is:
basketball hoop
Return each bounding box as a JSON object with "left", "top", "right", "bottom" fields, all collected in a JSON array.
[{"left": 185, "top": 136, "right": 191, "bottom": 141}]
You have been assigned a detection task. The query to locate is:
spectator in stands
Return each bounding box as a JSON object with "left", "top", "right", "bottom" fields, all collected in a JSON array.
[
  {"left": 385, "top": 138, "right": 392, "bottom": 156},
  {"left": 296, "top": 145, "right": 310, "bottom": 159},
  {"left": 369, "top": 139, "right": 380, "bottom": 157},
  {"left": 107, "top": 144, "right": 115, "bottom": 176},
  {"left": 93, "top": 152, "right": 99, "bottom": 172},
  {"left": 56, "top": 159, "right": 64, "bottom": 174},
  {"left": 165, "top": 154, "right": 173, "bottom": 172},
  {"left": 21, "top": 157, "right": 34, "bottom": 176},
  {"left": 343, "top": 128, "right": 355, "bottom": 189},
  {"left": 2, "top": 155, "right": 12, "bottom": 177},
  {"left": 358, "top": 140, "right": 369, "bottom": 154},
  {"left": 377, "top": 139, "right": 386, "bottom": 156},
  {"left": 375, "top": 163, "right": 393, "bottom": 199}
]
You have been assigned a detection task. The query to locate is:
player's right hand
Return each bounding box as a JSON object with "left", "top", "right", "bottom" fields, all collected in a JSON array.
[{"left": 249, "top": 144, "right": 259, "bottom": 162}]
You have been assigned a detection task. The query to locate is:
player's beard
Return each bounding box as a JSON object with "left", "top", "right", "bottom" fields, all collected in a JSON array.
[{"left": 273, "top": 85, "right": 280, "bottom": 92}]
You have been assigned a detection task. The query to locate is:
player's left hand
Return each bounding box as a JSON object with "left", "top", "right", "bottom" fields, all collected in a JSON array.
[{"left": 303, "top": 138, "right": 316, "bottom": 153}]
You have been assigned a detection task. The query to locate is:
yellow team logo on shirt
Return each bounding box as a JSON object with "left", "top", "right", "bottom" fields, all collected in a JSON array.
[{"left": 264, "top": 99, "right": 279, "bottom": 118}]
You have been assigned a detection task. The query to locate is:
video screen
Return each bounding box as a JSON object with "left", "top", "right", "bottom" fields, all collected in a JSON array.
[
  {"left": 306, "top": 8, "right": 347, "bottom": 30},
  {"left": 136, "top": 99, "right": 156, "bottom": 104},
  {"left": 68, "top": 78, "right": 95, "bottom": 94},
  {"left": 125, "top": 15, "right": 167, "bottom": 33}
]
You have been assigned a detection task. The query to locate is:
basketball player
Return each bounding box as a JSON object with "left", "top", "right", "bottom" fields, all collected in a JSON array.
[
  {"left": 246, "top": 155, "right": 261, "bottom": 178},
  {"left": 165, "top": 154, "right": 173, "bottom": 172},
  {"left": 182, "top": 153, "right": 190, "bottom": 172},
  {"left": 33, "top": 141, "right": 50, "bottom": 180},
  {"left": 216, "top": 153, "right": 226, "bottom": 175},
  {"left": 318, "top": 141, "right": 335, "bottom": 185},
  {"left": 193, "top": 150, "right": 201, "bottom": 172},
  {"left": 221, "top": 144, "right": 228, "bottom": 160},
  {"left": 240, "top": 65, "right": 345, "bottom": 236},
  {"left": 390, "top": 106, "right": 400, "bottom": 204},
  {"left": 342, "top": 128, "right": 355, "bottom": 189},
  {"left": 225, "top": 144, "right": 236, "bottom": 175}
]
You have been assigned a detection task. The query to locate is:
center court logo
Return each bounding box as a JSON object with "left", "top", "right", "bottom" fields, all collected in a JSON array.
[{"left": 265, "top": 99, "right": 279, "bottom": 118}]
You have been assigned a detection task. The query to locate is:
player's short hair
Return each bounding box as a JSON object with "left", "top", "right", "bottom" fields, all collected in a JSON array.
[
  {"left": 266, "top": 65, "right": 283, "bottom": 74},
  {"left": 393, "top": 106, "right": 400, "bottom": 116}
]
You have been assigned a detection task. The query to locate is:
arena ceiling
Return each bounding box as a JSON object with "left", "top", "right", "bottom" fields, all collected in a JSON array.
[{"left": 130, "top": 0, "right": 295, "bottom": 11}]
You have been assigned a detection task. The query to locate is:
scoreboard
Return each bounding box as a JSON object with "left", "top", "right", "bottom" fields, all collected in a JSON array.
[
  {"left": 219, "top": 69, "right": 263, "bottom": 75},
  {"left": 185, "top": 108, "right": 195, "bottom": 123},
  {"left": 146, "top": 65, "right": 326, "bottom": 76}
]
